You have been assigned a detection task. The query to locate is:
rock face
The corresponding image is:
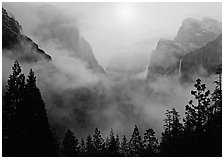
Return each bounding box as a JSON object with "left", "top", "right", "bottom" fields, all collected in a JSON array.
[
  {"left": 3, "top": 7, "right": 104, "bottom": 73},
  {"left": 147, "top": 38, "right": 184, "bottom": 78},
  {"left": 147, "top": 17, "right": 222, "bottom": 80},
  {"left": 79, "top": 37, "right": 105, "bottom": 73},
  {"left": 2, "top": 8, "right": 51, "bottom": 62},
  {"left": 180, "top": 34, "right": 222, "bottom": 81},
  {"left": 174, "top": 17, "right": 222, "bottom": 52},
  {"left": 51, "top": 28, "right": 105, "bottom": 73},
  {"left": 32, "top": 6, "right": 105, "bottom": 73}
]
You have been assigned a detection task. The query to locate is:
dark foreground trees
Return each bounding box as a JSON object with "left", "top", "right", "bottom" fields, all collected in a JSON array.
[
  {"left": 129, "top": 125, "right": 144, "bottom": 156},
  {"left": 62, "top": 129, "right": 80, "bottom": 156},
  {"left": 59, "top": 68, "right": 221, "bottom": 157},
  {"left": 3, "top": 61, "right": 57, "bottom": 156},
  {"left": 3, "top": 61, "right": 222, "bottom": 157},
  {"left": 160, "top": 66, "right": 222, "bottom": 157},
  {"left": 60, "top": 125, "right": 159, "bottom": 157}
]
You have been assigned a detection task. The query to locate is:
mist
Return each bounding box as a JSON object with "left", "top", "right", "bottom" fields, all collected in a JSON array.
[
  {"left": 2, "top": 3, "right": 218, "bottom": 141},
  {"left": 3, "top": 2, "right": 221, "bottom": 67}
]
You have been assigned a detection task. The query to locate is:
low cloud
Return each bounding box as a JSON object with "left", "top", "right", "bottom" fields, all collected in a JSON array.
[{"left": 2, "top": 5, "right": 217, "bottom": 142}]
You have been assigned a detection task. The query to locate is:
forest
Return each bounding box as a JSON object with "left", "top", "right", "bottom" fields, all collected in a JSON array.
[{"left": 2, "top": 61, "right": 222, "bottom": 157}]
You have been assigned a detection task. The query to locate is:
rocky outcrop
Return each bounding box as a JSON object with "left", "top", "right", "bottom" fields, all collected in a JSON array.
[
  {"left": 2, "top": 8, "right": 51, "bottom": 62},
  {"left": 180, "top": 34, "right": 222, "bottom": 81},
  {"left": 174, "top": 17, "right": 221, "bottom": 52},
  {"left": 3, "top": 7, "right": 105, "bottom": 73},
  {"left": 79, "top": 37, "right": 105, "bottom": 73},
  {"left": 32, "top": 6, "right": 105, "bottom": 73},
  {"left": 147, "top": 17, "right": 222, "bottom": 80}
]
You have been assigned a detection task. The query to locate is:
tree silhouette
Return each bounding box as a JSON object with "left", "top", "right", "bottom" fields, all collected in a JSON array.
[
  {"left": 85, "top": 135, "right": 95, "bottom": 156},
  {"left": 211, "top": 65, "right": 222, "bottom": 114},
  {"left": 160, "top": 108, "right": 183, "bottom": 156},
  {"left": 105, "top": 136, "right": 110, "bottom": 155},
  {"left": 204, "top": 65, "right": 222, "bottom": 156},
  {"left": 3, "top": 60, "right": 26, "bottom": 156},
  {"left": 115, "top": 134, "right": 120, "bottom": 155},
  {"left": 143, "top": 128, "right": 158, "bottom": 156},
  {"left": 183, "top": 79, "right": 211, "bottom": 156},
  {"left": 129, "top": 125, "right": 143, "bottom": 156},
  {"left": 80, "top": 138, "right": 86, "bottom": 156},
  {"left": 62, "top": 129, "right": 80, "bottom": 156},
  {"left": 3, "top": 61, "right": 222, "bottom": 157},
  {"left": 185, "top": 79, "right": 211, "bottom": 132},
  {"left": 92, "top": 128, "right": 105, "bottom": 156},
  {"left": 24, "top": 69, "right": 57, "bottom": 156},
  {"left": 3, "top": 61, "right": 57, "bottom": 156},
  {"left": 120, "top": 135, "right": 130, "bottom": 156},
  {"left": 107, "top": 129, "right": 120, "bottom": 156}
]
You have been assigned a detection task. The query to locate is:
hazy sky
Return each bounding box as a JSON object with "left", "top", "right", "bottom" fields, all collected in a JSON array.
[
  {"left": 3, "top": 2, "right": 222, "bottom": 67},
  {"left": 2, "top": 2, "right": 222, "bottom": 141}
]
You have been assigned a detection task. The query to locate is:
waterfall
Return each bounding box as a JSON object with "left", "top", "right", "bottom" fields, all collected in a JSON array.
[{"left": 178, "top": 59, "right": 182, "bottom": 77}]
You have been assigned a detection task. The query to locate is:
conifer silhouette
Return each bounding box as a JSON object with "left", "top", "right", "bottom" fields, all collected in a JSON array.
[
  {"left": 129, "top": 125, "right": 143, "bottom": 156},
  {"left": 62, "top": 129, "right": 80, "bottom": 156},
  {"left": 3, "top": 61, "right": 57, "bottom": 156}
]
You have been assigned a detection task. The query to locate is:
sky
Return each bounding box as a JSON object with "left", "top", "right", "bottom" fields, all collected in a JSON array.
[
  {"left": 2, "top": 1, "right": 222, "bottom": 140},
  {"left": 2, "top": 2, "right": 222, "bottom": 67}
]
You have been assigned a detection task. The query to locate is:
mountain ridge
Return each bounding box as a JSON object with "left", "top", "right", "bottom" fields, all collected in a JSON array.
[
  {"left": 2, "top": 7, "right": 52, "bottom": 62},
  {"left": 147, "top": 17, "right": 222, "bottom": 80},
  {"left": 3, "top": 7, "right": 105, "bottom": 74}
]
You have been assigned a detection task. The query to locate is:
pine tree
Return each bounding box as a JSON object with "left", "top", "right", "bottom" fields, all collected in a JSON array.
[
  {"left": 143, "top": 128, "right": 158, "bottom": 156},
  {"left": 92, "top": 128, "right": 105, "bottom": 156},
  {"left": 105, "top": 136, "right": 110, "bottom": 154},
  {"left": 160, "top": 108, "right": 183, "bottom": 156},
  {"left": 62, "top": 129, "right": 80, "bottom": 156},
  {"left": 120, "top": 135, "right": 130, "bottom": 156},
  {"left": 24, "top": 69, "right": 57, "bottom": 156},
  {"left": 129, "top": 125, "right": 143, "bottom": 156},
  {"left": 185, "top": 79, "right": 210, "bottom": 133},
  {"left": 80, "top": 138, "right": 86, "bottom": 156},
  {"left": 211, "top": 65, "right": 222, "bottom": 114},
  {"left": 184, "top": 79, "right": 211, "bottom": 156},
  {"left": 115, "top": 134, "right": 120, "bottom": 155},
  {"left": 85, "top": 135, "right": 95, "bottom": 156},
  {"left": 3, "top": 60, "right": 26, "bottom": 156},
  {"left": 3, "top": 61, "right": 57, "bottom": 156},
  {"left": 183, "top": 79, "right": 212, "bottom": 156},
  {"left": 108, "top": 129, "right": 119, "bottom": 156},
  {"left": 204, "top": 65, "right": 222, "bottom": 156}
]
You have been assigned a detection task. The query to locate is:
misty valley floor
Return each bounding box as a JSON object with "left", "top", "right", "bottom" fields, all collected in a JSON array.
[{"left": 2, "top": 2, "right": 222, "bottom": 157}]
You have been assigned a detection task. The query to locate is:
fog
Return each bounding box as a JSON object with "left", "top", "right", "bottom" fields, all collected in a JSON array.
[
  {"left": 2, "top": 3, "right": 219, "bottom": 141},
  {"left": 3, "top": 2, "right": 221, "bottom": 67}
]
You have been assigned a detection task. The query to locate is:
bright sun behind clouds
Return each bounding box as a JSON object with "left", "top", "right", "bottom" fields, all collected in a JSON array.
[{"left": 116, "top": 3, "right": 137, "bottom": 25}]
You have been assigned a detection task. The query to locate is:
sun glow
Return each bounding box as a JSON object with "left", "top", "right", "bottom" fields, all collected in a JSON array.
[{"left": 116, "top": 3, "right": 137, "bottom": 25}]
